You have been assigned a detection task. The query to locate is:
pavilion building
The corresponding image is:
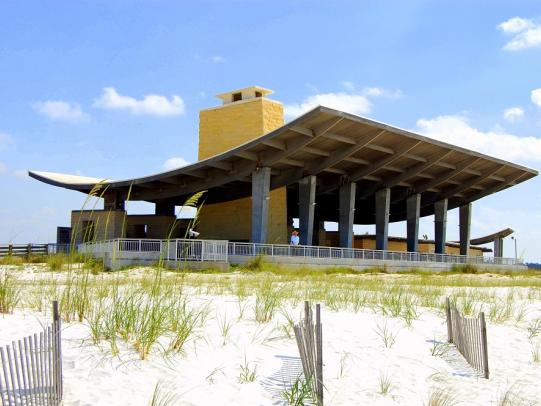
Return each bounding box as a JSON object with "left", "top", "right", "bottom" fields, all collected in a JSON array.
[{"left": 30, "top": 86, "right": 537, "bottom": 258}]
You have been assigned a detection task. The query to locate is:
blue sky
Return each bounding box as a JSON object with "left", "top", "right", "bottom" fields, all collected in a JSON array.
[{"left": 1, "top": 0, "right": 541, "bottom": 261}]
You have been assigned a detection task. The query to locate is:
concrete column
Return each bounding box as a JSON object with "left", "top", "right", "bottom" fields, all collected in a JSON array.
[
  {"left": 313, "top": 221, "right": 325, "bottom": 246},
  {"left": 375, "top": 188, "right": 390, "bottom": 251},
  {"left": 494, "top": 237, "right": 504, "bottom": 258},
  {"left": 434, "top": 199, "right": 448, "bottom": 254},
  {"left": 251, "top": 167, "right": 271, "bottom": 244},
  {"left": 339, "top": 182, "right": 356, "bottom": 248},
  {"left": 104, "top": 192, "right": 125, "bottom": 211},
  {"left": 406, "top": 194, "right": 421, "bottom": 252},
  {"left": 299, "top": 175, "right": 316, "bottom": 246},
  {"left": 155, "top": 201, "right": 175, "bottom": 216},
  {"left": 459, "top": 203, "right": 472, "bottom": 256}
]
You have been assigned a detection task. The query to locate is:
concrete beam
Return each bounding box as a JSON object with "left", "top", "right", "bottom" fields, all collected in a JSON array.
[
  {"left": 251, "top": 167, "right": 271, "bottom": 244},
  {"left": 299, "top": 175, "right": 316, "bottom": 245},
  {"left": 104, "top": 192, "right": 125, "bottom": 211},
  {"left": 460, "top": 203, "right": 472, "bottom": 256},
  {"left": 406, "top": 194, "right": 421, "bottom": 252},
  {"left": 155, "top": 201, "right": 175, "bottom": 216},
  {"left": 434, "top": 199, "right": 448, "bottom": 254},
  {"left": 339, "top": 182, "right": 356, "bottom": 248},
  {"left": 375, "top": 188, "right": 390, "bottom": 250}
]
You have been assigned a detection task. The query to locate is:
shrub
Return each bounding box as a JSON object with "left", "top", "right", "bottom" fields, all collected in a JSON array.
[
  {"left": 450, "top": 264, "right": 478, "bottom": 274},
  {"left": 0, "top": 273, "right": 21, "bottom": 313},
  {"left": 0, "top": 255, "right": 24, "bottom": 266},
  {"left": 245, "top": 254, "right": 265, "bottom": 271},
  {"left": 47, "top": 254, "right": 66, "bottom": 271}
]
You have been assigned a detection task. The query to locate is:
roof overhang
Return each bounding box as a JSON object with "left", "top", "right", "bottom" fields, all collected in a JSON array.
[{"left": 29, "top": 106, "right": 538, "bottom": 224}]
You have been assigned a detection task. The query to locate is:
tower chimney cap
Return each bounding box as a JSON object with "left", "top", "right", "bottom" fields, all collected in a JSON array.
[{"left": 215, "top": 86, "right": 274, "bottom": 105}]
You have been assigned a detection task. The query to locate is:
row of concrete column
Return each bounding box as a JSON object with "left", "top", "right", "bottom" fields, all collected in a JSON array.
[{"left": 251, "top": 167, "right": 473, "bottom": 255}]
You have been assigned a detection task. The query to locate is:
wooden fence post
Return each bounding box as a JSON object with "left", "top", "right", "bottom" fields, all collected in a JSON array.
[
  {"left": 52, "top": 300, "right": 63, "bottom": 401},
  {"left": 479, "top": 312, "right": 489, "bottom": 379},
  {"left": 27, "top": 243, "right": 32, "bottom": 257},
  {"left": 8, "top": 243, "right": 13, "bottom": 256},
  {"left": 445, "top": 297, "right": 453, "bottom": 343},
  {"left": 315, "top": 303, "right": 323, "bottom": 406}
]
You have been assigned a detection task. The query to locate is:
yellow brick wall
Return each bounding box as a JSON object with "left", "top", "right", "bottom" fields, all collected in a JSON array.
[
  {"left": 325, "top": 232, "right": 484, "bottom": 256},
  {"left": 197, "top": 96, "right": 288, "bottom": 243}
]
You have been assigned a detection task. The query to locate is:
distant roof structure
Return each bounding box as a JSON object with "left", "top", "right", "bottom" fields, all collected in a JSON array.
[
  {"left": 470, "top": 228, "right": 514, "bottom": 245},
  {"left": 29, "top": 106, "right": 538, "bottom": 224}
]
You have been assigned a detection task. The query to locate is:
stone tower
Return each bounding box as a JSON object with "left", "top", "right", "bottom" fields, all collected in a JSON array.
[{"left": 197, "top": 86, "right": 288, "bottom": 243}]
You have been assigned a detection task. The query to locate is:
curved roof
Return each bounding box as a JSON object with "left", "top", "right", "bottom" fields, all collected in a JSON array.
[
  {"left": 29, "top": 106, "right": 538, "bottom": 224},
  {"left": 470, "top": 228, "right": 515, "bottom": 245}
]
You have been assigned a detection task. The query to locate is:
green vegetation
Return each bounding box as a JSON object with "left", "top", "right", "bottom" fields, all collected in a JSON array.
[
  {"left": 238, "top": 356, "right": 258, "bottom": 383},
  {"left": 425, "top": 387, "right": 458, "bottom": 406},
  {"left": 0, "top": 272, "right": 21, "bottom": 313},
  {"left": 281, "top": 376, "right": 316, "bottom": 406}
]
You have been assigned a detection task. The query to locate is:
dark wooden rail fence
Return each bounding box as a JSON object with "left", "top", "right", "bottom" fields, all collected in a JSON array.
[
  {"left": 0, "top": 301, "right": 63, "bottom": 406},
  {"left": 0, "top": 244, "right": 72, "bottom": 258},
  {"left": 0, "top": 244, "right": 48, "bottom": 257},
  {"left": 293, "top": 301, "right": 323, "bottom": 405},
  {"left": 445, "top": 297, "right": 489, "bottom": 379}
]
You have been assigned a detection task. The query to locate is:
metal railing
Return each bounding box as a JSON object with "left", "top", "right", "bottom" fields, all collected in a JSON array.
[
  {"left": 228, "top": 242, "right": 520, "bottom": 266},
  {"left": 78, "top": 238, "right": 229, "bottom": 262},
  {"left": 78, "top": 238, "right": 520, "bottom": 266}
]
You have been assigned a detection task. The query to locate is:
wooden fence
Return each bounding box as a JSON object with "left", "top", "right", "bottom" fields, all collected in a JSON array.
[
  {"left": 0, "top": 301, "right": 63, "bottom": 405},
  {"left": 0, "top": 244, "right": 48, "bottom": 258},
  {"left": 0, "top": 244, "right": 71, "bottom": 258},
  {"left": 293, "top": 301, "right": 323, "bottom": 405},
  {"left": 445, "top": 297, "right": 489, "bottom": 378}
]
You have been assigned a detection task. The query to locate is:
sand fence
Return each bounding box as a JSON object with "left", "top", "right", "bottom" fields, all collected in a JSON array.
[
  {"left": 293, "top": 301, "right": 323, "bottom": 405},
  {"left": 445, "top": 297, "right": 490, "bottom": 379},
  {"left": 0, "top": 301, "right": 63, "bottom": 406}
]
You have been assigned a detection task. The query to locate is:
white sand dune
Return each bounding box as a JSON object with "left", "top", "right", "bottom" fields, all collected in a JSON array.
[{"left": 1, "top": 269, "right": 541, "bottom": 405}]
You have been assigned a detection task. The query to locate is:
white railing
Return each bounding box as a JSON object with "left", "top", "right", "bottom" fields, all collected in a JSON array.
[
  {"left": 78, "top": 238, "right": 228, "bottom": 262},
  {"left": 78, "top": 238, "right": 521, "bottom": 266},
  {"left": 227, "top": 242, "right": 521, "bottom": 266}
]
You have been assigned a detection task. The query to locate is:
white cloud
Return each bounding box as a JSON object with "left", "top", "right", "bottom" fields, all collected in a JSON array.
[
  {"left": 94, "top": 87, "right": 185, "bottom": 116},
  {"left": 0, "top": 162, "right": 6, "bottom": 174},
  {"left": 33, "top": 100, "right": 89, "bottom": 122},
  {"left": 503, "top": 106, "right": 524, "bottom": 122},
  {"left": 210, "top": 55, "right": 226, "bottom": 63},
  {"left": 162, "top": 157, "right": 190, "bottom": 171},
  {"left": 498, "top": 17, "right": 541, "bottom": 51},
  {"left": 532, "top": 88, "right": 541, "bottom": 107},
  {"left": 498, "top": 17, "right": 534, "bottom": 33},
  {"left": 416, "top": 115, "right": 541, "bottom": 163},
  {"left": 285, "top": 92, "right": 372, "bottom": 119},
  {"left": 362, "top": 87, "right": 403, "bottom": 98},
  {"left": 285, "top": 84, "right": 403, "bottom": 119}
]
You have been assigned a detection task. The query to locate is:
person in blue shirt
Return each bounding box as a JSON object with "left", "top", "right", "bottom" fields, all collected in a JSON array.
[{"left": 290, "top": 230, "right": 300, "bottom": 245}]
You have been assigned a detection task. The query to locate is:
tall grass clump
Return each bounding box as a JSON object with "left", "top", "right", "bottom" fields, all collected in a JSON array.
[
  {"left": 238, "top": 356, "right": 258, "bottom": 383},
  {"left": 377, "top": 371, "right": 394, "bottom": 395},
  {"left": 282, "top": 376, "right": 316, "bottom": 406},
  {"left": 60, "top": 270, "right": 92, "bottom": 322},
  {"left": 254, "top": 277, "right": 282, "bottom": 323},
  {"left": 0, "top": 273, "right": 21, "bottom": 313},
  {"left": 245, "top": 254, "right": 265, "bottom": 271},
  {"left": 450, "top": 263, "right": 478, "bottom": 274},
  {"left": 425, "top": 387, "right": 458, "bottom": 406},
  {"left": 148, "top": 381, "right": 179, "bottom": 406},
  {"left": 374, "top": 320, "right": 399, "bottom": 348},
  {"left": 47, "top": 253, "right": 67, "bottom": 271},
  {"left": 0, "top": 255, "right": 24, "bottom": 266}
]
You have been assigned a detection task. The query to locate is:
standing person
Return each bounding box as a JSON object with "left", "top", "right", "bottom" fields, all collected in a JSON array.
[{"left": 290, "top": 230, "right": 300, "bottom": 246}]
